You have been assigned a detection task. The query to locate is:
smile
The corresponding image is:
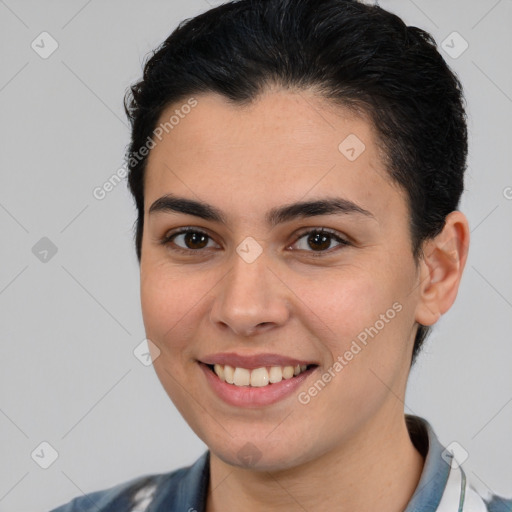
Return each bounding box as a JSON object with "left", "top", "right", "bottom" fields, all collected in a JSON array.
[
  {"left": 210, "top": 363, "right": 310, "bottom": 387},
  {"left": 198, "top": 353, "right": 318, "bottom": 407}
]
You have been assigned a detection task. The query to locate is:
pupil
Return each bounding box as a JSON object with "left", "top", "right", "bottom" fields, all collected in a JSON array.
[
  {"left": 309, "top": 232, "right": 330, "bottom": 251},
  {"left": 185, "top": 232, "right": 208, "bottom": 249}
]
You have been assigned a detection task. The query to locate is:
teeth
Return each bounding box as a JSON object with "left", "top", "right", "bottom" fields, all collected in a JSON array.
[
  {"left": 211, "top": 363, "right": 310, "bottom": 387},
  {"left": 269, "top": 366, "right": 283, "bottom": 384},
  {"left": 250, "top": 367, "right": 269, "bottom": 387},
  {"left": 214, "top": 364, "right": 224, "bottom": 381},
  {"left": 233, "top": 367, "right": 250, "bottom": 386},
  {"left": 282, "top": 365, "right": 294, "bottom": 379},
  {"left": 224, "top": 365, "right": 234, "bottom": 384}
]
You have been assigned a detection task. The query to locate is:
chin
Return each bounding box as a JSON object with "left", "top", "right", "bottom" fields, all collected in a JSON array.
[
  {"left": 213, "top": 445, "right": 303, "bottom": 472},
  {"left": 206, "top": 430, "right": 320, "bottom": 473}
]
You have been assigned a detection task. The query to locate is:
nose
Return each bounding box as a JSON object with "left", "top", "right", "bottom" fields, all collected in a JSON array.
[{"left": 209, "top": 250, "right": 290, "bottom": 337}]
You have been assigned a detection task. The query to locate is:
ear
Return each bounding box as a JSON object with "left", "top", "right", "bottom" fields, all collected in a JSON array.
[{"left": 414, "top": 210, "right": 470, "bottom": 326}]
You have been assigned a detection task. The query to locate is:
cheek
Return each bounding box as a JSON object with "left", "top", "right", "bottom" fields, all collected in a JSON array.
[
  {"left": 297, "top": 270, "right": 413, "bottom": 426},
  {"left": 301, "top": 262, "right": 414, "bottom": 370},
  {"left": 140, "top": 262, "right": 205, "bottom": 355},
  {"left": 140, "top": 264, "right": 208, "bottom": 412},
  {"left": 301, "top": 268, "right": 388, "bottom": 341}
]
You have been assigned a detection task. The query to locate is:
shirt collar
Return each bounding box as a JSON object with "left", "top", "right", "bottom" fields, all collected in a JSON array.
[{"left": 404, "top": 414, "right": 454, "bottom": 511}]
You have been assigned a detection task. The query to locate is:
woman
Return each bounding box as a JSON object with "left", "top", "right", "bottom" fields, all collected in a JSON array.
[{"left": 51, "top": 0, "right": 511, "bottom": 510}]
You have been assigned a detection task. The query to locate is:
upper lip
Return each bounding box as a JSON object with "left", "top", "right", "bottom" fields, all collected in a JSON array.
[{"left": 199, "top": 352, "right": 317, "bottom": 369}]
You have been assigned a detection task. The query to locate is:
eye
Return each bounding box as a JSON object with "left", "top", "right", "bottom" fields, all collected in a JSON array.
[
  {"left": 160, "top": 227, "right": 220, "bottom": 254},
  {"left": 160, "top": 226, "right": 350, "bottom": 257},
  {"left": 290, "top": 228, "right": 351, "bottom": 256}
]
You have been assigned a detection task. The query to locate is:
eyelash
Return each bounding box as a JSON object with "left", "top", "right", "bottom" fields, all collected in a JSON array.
[{"left": 160, "top": 226, "right": 351, "bottom": 258}]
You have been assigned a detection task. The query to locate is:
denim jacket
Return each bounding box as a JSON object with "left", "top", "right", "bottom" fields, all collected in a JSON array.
[{"left": 49, "top": 415, "right": 511, "bottom": 511}]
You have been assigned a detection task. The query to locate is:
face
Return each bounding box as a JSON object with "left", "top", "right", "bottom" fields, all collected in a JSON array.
[{"left": 140, "top": 88, "right": 423, "bottom": 471}]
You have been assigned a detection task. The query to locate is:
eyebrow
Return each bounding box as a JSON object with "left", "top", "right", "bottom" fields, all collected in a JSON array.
[{"left": 148, "top": 193, "right": 375, "bottom": 227}]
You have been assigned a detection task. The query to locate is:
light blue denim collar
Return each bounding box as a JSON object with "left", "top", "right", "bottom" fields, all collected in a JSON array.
[{"left": 404, "top": 414, "right": 455, "bottom": 512}]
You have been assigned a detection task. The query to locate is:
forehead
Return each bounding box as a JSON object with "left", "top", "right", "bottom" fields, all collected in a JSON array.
[{"left": 143, "top": 88, "right": 405, "bottom": 225}]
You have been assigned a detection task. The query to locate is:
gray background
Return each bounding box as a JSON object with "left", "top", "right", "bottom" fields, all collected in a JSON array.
[{"left": 0, "top": 1, "right": 511, "bottom": 510}]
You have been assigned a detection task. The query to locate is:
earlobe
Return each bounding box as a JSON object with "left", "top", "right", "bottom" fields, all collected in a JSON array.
[{"left": 414, "top": 211, "right": 470, "bottom": 326}]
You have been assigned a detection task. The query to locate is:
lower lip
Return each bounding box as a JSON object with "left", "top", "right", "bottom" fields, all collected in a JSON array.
[{"left": 199, "top": 363, "right": 316, "bottom": 408}]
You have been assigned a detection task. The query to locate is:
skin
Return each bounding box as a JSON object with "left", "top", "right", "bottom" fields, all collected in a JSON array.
[{"left": 139, "top": 87, "right": 470, "bottom": 512}]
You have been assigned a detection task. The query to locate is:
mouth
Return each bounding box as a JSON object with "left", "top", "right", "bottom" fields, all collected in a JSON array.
[
  {"left": 198, "top": 353, "right": 319, "bottom": 407},
  {"left": 204, "top": 362, "right": 317, "bottom": 388}
]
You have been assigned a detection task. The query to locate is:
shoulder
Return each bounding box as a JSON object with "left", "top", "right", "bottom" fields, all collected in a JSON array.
[
  {"left": 465, "top": 478, "right": 512, "bottom": 512},
  {"left": 48, "top": 473, "right": 162, "bottom": 512},
  {"left": 48, "top": 457, "right": 204, "bottom": 512},
  {"left": 483, "top": 493, "right": 512, "bottom": 512}
]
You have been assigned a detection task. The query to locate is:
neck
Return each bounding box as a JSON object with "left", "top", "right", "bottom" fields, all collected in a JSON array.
[{"left": 206, "top": 411, "right": 425, "bottom": 512}]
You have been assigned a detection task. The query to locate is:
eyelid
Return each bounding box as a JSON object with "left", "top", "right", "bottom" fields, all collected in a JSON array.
[
  {"left": 160, "top": 226, "right": 220, "bottom": 254},
  {"left": 160, "top": 226, "right": 351, "bottom": 256},
  {"left": 291, "top": 226, "right": 349, "bottom": 243},
  {"left": 289, "top": 227, "right": 351, "bottom": 255}
]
